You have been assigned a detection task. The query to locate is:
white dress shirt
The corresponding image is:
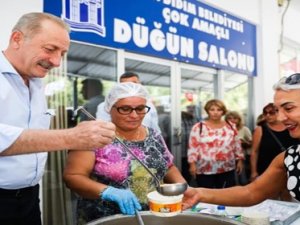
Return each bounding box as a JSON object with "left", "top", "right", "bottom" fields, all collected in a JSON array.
[{"left": 0, "top": 52, "right": 50, "bottom": 189}]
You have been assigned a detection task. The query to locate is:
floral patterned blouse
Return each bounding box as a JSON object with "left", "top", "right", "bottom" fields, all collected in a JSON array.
[
  {"left": 187, "top": 121, "right": 244, "bottom": 175},
  {"left": 76, "top": 128, "right": 173, "bottom": 224}
]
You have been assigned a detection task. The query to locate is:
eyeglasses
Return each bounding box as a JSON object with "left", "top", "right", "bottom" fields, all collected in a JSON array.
[
  {"left": 113, "top": 105, "right": 151, "bottom": 115},
  {"left": 263, "top": 110, "right": 278, "bottom": 116}
]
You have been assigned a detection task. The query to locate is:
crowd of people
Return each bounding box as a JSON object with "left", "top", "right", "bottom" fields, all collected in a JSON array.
[
  {"left": 2, "top": 11, "right": 300, "bottom": 225},
  {"left": 69, "top": 77, "right": 300, "bottom": 224},
  {"left": 182, "top": 73, "right": 300, "bottom": 208},
  {"left": 73, "top": 77, "right": 299, "bottom": 223}
]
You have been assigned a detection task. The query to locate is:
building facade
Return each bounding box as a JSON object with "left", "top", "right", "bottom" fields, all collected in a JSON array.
[{"left": 1, "top": 0, "right": 299, "bottom": 224}]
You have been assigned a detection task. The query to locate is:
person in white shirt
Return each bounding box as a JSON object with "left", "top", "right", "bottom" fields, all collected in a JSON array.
[
  {"left": 96, "top": 72, "right": 161, "bottom": 133},
  {"left": 0, "top": 12, "right": 115, "bottom": 225},
  {"left": 79, "top": 78, "right": 105, "bottom": 121}
]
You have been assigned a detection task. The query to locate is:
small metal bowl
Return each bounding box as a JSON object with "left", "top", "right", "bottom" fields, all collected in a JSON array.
[{"left": 158, "top": 183, "right": 188, "bottom": 196}]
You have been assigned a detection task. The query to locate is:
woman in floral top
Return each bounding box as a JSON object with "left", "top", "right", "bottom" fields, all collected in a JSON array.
[
  {"left": 63, "top": 82, "right": 187, "bottom": 225},
  {"left": 188, "top": 99, "right": 244, "bottom": 188}
]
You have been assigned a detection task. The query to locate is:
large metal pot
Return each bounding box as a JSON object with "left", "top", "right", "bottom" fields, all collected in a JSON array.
[{"left": 86, "top": 211, "right": 245, "bottom": 225}]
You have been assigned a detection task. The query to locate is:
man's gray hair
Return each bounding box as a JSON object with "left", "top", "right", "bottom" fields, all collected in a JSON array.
[{"left": 12, "top": 12, "right": 70, "bottom": 37}]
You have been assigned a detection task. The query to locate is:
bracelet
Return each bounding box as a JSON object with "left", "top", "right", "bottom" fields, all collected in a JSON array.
[{"left": 99, "top": 186, "right": 109, "bottom": 199}]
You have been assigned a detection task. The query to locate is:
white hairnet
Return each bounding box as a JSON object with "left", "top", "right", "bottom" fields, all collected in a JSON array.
[{"left": 104, "top": 82, "right": 150, "bottom": 112}]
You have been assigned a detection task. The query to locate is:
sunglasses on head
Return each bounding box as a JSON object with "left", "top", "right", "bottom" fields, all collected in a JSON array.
[
  {"left": 278, "top": 73, "right": 300, "bottom": 86},
  {"left": 274, "top": 73, "right": 300, "bottom": 90},
  {"left": 284, "top": 73, "right": 300, "bottom": 85}
]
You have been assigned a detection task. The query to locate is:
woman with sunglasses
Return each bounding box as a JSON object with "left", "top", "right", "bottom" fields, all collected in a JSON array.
[
  {"left": 250, "top": 103, "right": 298, "bottom": 183},
  {"left": 181, "top": 73, "right": 300, "bottom": 209},
  {"left": 63, "top": 82, "right": 188, "bottom": 224}
]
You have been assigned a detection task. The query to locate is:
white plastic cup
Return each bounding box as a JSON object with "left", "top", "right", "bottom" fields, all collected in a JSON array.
[
  {"left": 147, "top": 191, "right": 183, "bottom": 217},
  {"left": 241, "top": 210, "right": 270, "bottom": 225}
]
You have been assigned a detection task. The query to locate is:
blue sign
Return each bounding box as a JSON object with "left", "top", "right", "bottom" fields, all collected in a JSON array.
[{"left": 44, "top": 0, "right": 257, "bottom": 76}]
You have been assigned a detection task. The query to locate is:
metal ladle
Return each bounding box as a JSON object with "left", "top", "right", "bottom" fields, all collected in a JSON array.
[
  {"left": 74, "top": 106, "right": 188, "bottom": 196},
  {"left": 135, "top": 209, "right": 145, "bottom": 225}
]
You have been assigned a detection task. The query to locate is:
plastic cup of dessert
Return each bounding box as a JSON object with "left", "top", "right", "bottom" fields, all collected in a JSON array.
[
  {"left": 241, "top": 210, "right": 270, "bottom": 225},
  {"left": 147, "top": 191, "right": 183, "bottom": 217}
]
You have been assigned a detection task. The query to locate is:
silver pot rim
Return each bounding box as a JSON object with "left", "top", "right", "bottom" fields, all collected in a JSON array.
[{"left": 86, "top": 210, "right": 245, "bottom": 225}]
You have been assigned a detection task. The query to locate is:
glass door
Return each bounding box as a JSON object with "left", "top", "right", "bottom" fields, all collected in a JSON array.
[
  {"left": 124, "top": 53, "right": 176, "bottom": 156},
  {"left": 178, "top": 64, "right": 217, "bottom": 182}
]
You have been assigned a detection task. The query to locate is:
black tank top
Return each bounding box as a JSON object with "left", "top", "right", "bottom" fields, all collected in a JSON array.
[
  {"left": 257, "top": 123, "right": 299, "bottom": 174},
  {"left": 284, "top": 145, "right": 300, "bottom": 201}
]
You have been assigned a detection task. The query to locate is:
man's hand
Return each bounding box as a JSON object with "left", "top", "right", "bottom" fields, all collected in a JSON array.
[{"left": 69, "top": 120, "right": 115, "bottom": 150}]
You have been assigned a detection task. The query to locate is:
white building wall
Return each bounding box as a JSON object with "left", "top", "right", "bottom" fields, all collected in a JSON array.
[
  {"left": 0, "top": 0, "right": 42, "bottom": 50},
  {"left": 284, "top": 2, "right": 300, "bottom": 44},
  {"left": 255, "top": 0, "right": 281, "bottom": 114},
  {"left": 202, "top": 0, "right": 260, "bottom": 24},
  {"left": 203, "top": 0, "right": 281, "bottom": 117}
]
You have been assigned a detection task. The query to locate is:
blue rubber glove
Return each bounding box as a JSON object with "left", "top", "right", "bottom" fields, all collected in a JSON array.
[{"left": 101, "top": 186, "right": 141, "bottom": 215}]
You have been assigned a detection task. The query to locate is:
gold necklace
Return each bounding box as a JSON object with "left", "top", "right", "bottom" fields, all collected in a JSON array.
[{"left": 116, "top": 127, "right": 142, "bottom": 141}]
